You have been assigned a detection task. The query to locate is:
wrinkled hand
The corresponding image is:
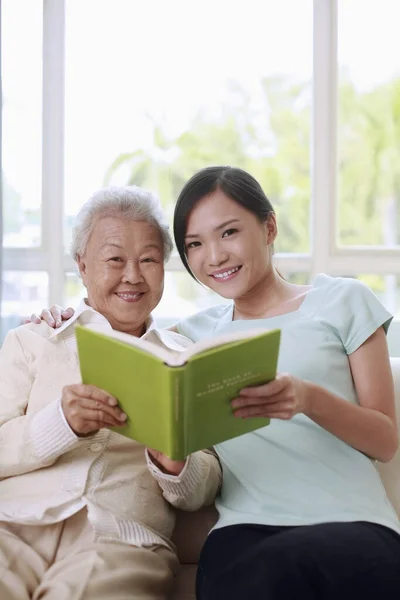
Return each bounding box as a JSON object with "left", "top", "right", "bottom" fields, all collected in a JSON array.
[
  {"left": 30, "top": 305, "right": 75, "bottom": 328},
  {"left": 232, "top": 373, "right": 311, "bottom": 420},
  {"left": 61, "top": 384, "right": 127, "bottom": 436},
  {"left": 147, "top": 448, "right": 186, "bottom": 476}
]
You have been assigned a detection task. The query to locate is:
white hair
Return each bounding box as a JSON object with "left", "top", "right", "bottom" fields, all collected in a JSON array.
[{"left": 71, "top": 185, "right": 173, "bottom": 261}]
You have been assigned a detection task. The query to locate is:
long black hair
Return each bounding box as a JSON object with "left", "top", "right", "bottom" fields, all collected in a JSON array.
[{"left": 173, "top": 166, "right": 275, "bottom": 279}]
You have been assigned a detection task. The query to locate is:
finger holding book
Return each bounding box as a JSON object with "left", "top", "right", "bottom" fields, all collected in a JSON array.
[
  {"left": 232, "top": 373, "right": 310, "bottom": 421},
  {"left": 147, "top": 448, "right": 187, "bottom": 476},
  {"left": 61, "top": 383, "right": 127, "bottom": 436}
]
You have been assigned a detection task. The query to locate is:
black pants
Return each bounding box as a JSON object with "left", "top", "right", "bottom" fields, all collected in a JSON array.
[{"left": 196, "top": 522, "right": 400, "bottom": 600}]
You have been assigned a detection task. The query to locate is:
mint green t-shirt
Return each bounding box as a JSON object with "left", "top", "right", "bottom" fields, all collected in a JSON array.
[{"left": 177, "top": 274, "right": 400, "bottom": 534}]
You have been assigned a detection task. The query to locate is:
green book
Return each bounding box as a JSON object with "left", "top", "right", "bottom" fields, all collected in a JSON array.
[{"left": 75, "top": 325, "right": 281, "bottom": 460}]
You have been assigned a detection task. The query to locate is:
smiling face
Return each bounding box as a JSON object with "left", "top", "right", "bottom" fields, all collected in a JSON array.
[
  {"left": 77, "top": 216, "right": 165, "bottom": 336},
  {"left": 185, "top": 189, "right": 277, "bottom": 300}
]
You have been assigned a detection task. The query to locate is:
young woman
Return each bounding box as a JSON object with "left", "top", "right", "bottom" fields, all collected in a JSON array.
[
  {"left": 34, "top": 166, "right": 400, "bottom": 598},
  {"left": 171, "top": 166, "right": 400, "bottom": 599}
]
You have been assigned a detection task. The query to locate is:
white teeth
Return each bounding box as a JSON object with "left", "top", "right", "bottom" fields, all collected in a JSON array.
[
  {"left": 117, "top": 293, "right": 141, "bottom": 299},
  {"left": 213, "top": 267, "right": 239, "bottom": 279}
]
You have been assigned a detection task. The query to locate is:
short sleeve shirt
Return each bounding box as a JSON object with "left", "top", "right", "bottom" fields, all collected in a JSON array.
[{"left": 176, "top": 274, "right": 400, "bottom": 534}]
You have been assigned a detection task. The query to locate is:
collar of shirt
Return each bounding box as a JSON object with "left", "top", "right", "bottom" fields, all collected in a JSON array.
[{"left": 48, "top": 299, "right": 156, "bottom": 339}]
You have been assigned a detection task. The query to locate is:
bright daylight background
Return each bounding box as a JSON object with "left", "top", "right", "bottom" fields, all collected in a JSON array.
[{"left": 1, "top": 0, "right": 400, "bottom": 341}]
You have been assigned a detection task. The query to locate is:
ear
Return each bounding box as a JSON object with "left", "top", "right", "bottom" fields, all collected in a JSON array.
[
  {"left": 76, "top": 255, "right": 88, "bottom": 285},
  {"left": 263, "top": 213, "right": 278, "bottom": 245}
]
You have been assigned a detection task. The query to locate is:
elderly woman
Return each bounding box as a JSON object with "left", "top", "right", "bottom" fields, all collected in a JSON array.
[{"left": 0, "top": 186, "right": 220, "bottom": 600}]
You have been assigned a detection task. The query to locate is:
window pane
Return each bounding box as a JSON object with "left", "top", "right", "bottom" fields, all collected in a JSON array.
[
  {"left": 64, "top": 0, "right": 312, "bottom": 254},
  {"left": 338, "top": 0, "right": 400, "bottom": 246},
  {"left": 1, "top": 271, "right": 48, "bottom": 338},
  {"left": 281, "top": 272, "right": 311, "bottom": 286},
  {"left": 65, "top": 271, "right": 85, "bottom": 308},
  {"left": 1, "top": 0, "right": 42, "bottom": 248}
]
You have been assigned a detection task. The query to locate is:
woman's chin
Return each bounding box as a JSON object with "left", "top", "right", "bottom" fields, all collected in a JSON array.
[{"left": 206, "top": 281, "right": 244, "bottom": 300}]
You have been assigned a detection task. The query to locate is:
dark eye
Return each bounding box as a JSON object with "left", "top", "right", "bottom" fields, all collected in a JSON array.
[
  {"left": 222, "top": 228, "right": 238, "bottom": 238},
  {"left": 141, "top": 257, "right": 156, "bottom": 263},
  {"left": 186, "top": 241, "right": 201, "bottom": 250},
  {"left": 109, "top": 256, "right": 123, "bottom": 262}
]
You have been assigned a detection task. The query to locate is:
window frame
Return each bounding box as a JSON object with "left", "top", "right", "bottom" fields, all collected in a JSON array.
[{"left": 2, "top": 0, "right": 400, "bottom": 308}]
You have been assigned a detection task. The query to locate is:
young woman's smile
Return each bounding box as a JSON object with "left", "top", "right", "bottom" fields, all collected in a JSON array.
[{"left": 209, "top": 265, "right": 242, "bottom": 282}]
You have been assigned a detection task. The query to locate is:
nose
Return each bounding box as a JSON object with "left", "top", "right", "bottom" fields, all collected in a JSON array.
[
  {"left": 121, "top": 260, "right": 144, "bottom": 284},
  {"left": 206, "top": 241, "right": 229, "bottom": 267}
]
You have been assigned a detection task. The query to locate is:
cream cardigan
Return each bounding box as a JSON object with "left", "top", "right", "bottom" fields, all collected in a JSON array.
[{"left": 0, "top": 308, "right": 221, "bottom": 547}]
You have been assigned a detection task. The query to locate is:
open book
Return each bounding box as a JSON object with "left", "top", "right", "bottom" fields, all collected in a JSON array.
[{"left": 75, "top": 324, "right": 281, "bottom": 460}]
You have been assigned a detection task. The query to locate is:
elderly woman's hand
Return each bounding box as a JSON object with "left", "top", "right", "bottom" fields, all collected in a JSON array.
[
  {"left": 147, "top": 448, "right": 187, "bottom": 476},
  {"left": 61, "top": 384, "right": 127, "bottom": 436},
  {"left": 232, "top": 373, "right": 311, "bottom": 421}
]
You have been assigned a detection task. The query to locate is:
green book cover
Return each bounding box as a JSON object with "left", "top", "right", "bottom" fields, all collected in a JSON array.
[{"left": 75, "top": 325, "right": 281, "bottom": 460}]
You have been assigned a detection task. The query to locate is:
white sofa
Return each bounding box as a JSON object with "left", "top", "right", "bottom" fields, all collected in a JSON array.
[
  {"left": 170, "top": 357, "right": 400, "bottom": 599},
  {"left": 375, "top": 358, "right": 400, "bottom": 520}
]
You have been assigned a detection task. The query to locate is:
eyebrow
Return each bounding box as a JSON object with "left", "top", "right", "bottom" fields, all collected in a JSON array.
[
  {"left": 185, "top": 219, "right": 240, "bottom": 239},
  {"left": 101, "top": 243, "right": 161, "bottom": 251},
  {"left": 143, "top": 244, "right": 162, "bottom": 252},
  {"left": 101, "top": 243, "right": 123, "bottom": 250}
]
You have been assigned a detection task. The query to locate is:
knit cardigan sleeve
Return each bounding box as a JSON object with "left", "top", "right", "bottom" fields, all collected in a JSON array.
[
  {"left": 147, "top": 449, "right": 222, "bottom": 511},
  {"left": 0, "top": 329, "right": 81, "bottom": 479}
]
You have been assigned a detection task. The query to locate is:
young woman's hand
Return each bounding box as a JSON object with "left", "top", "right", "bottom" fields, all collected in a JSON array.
[
  {"left": 232, "top": 373, "right": 311, "bottom": 420},
  {"left": 61, "top": 383, "right": 127, "bottom": 436},
  {"left": 147, "top": 448, "right": 186, "bottom": 476},
  {"left": 30, "top": 305, "right": 75, "bottom": 328}
]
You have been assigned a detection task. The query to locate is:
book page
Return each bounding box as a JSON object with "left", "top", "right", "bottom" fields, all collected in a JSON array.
[
  {"left": 182, "top": 327, "right": 275, "bottom": 362},
  {"left": 144, "top": 328, "right": 276, "bottom": 366},
  {"left": 83, "top": 324, "right": 276, "bottom": 367},
  {"left": 143, "top": 329, "right": 193, "bottom": 352},
  {"left": 84, "top": 324, "right": 191, "bottom": 365},
  {"left": 83, "top": 324, "right": 172, "bottom": 363}
]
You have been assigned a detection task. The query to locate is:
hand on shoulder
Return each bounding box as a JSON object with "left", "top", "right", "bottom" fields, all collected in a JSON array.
[{"left": 29, "top": 305, "right": 75, "bottom": 328}]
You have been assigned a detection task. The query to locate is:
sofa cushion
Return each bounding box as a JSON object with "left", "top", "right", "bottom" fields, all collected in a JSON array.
[
  {"left": 171, "top": 564, "right": 198, "bottom": 600},
  {"left": 172, "top": 505, "right": 218, "bottom": 564}
]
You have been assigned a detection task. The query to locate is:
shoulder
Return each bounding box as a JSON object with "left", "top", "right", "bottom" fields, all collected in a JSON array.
[
  {"left": 15, "top": 321, "right": 58, "bottom": 340},
  {"left": 175, "top": 304, "right": 232, "bottom": 342},
  {"left": 313, "top": 273, "right": 364, "bottom": 293},
  {"left": 305, "top": 273, "right": 392, "bottom": 325},
  {"left": 4, "top": 322, "right": 60, "bottom": 354},
  {"left": 0, "top": 322, "right": 57, "bottom": 366},
  {"left": 308, "top": 274, "right": 392, "bottom": 351},
  {"left": 310, "top": 273, "right": 374, "bottom": 307}
]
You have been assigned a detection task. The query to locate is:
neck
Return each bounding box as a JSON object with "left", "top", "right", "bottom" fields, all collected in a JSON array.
[
  {"left": 233, "top": 268, "right": 298, "bottom": 320},
  {"left": 108, "top": 318, "right": 147, "bottom": 338},
  {"left": 129, "top": 322, "right": 147, "bottom": 337}
]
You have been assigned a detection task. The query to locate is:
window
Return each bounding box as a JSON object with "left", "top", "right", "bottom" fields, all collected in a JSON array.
[
  {"left": 2, "top": 0, "right": 400, "bottom": 349},
  {"left": 1, "top": 0, "right": 42, "bottom": 249},
  {"left": 64, "top": 0, "right": 312, "bottom": 255},
  {"left": 63, "top": 0, "right": 311, "bottom": 318},
  {"left": 338, "top": 0, "right": 400, "bottom": 247},
  {"left": 2, "top": 271, "right": 48, "bottom": 324}
]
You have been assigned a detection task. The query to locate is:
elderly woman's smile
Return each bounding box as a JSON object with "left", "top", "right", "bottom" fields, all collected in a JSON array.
[
  {"left": 77, "top": 216, "right": 165, "bottom": 337},
  {"left": 115, "top": 291, "right": 145, "bottom": 302}
]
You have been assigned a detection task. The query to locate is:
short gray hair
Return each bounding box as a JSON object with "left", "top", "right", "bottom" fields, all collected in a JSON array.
[{"left": 71, "top": 186, "right": 174, "bottom": 261}]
